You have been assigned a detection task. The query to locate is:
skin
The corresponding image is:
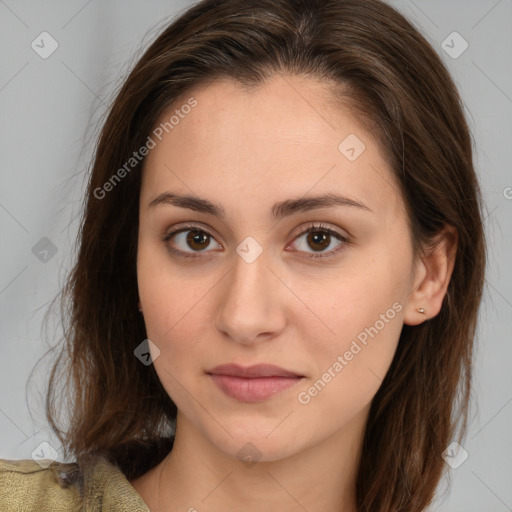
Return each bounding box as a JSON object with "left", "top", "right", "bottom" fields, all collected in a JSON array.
[{"left": 131, "top": 74, "right": 457, "bottom": 512}]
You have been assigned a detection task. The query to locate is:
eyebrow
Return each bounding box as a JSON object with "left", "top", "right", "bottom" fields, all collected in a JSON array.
[{"left": 148, "top": 191, "right": 372, "bottom": 220}]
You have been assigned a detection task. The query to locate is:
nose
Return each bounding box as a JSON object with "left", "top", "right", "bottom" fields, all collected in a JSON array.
[{"left": 214, "top": 252, "right": 286, "bottom": 345}]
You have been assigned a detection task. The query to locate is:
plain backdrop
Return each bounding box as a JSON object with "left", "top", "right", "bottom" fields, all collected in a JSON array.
[{"left": 0, "top": 1, "right": 511, "bottom": 510}]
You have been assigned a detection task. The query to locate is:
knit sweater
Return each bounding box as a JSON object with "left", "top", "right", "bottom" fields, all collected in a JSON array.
[{"left": 0, "top": 456, "right": 150, "bottom": 511}]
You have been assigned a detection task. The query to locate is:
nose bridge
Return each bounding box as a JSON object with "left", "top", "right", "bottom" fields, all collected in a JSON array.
[{"left": 214, "top": 248, "right": 284, "bottom": 343}]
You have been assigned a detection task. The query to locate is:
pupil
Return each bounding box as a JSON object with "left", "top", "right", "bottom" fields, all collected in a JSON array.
[
  {"left": 307, "top": 231, "right": 330, "bottom": 251},
  {"left": 187, "top": 230, "right": 209, "bottom": 250}
]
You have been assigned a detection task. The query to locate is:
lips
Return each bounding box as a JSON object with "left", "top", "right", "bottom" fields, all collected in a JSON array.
[
  {"left": 207, "top": 363, "right": 303, "bottom": 379},
  {"left": 207, "top": 363, "right": 305, "bottom": 402}
]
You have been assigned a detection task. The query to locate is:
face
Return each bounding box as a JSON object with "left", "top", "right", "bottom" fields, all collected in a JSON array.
[{"left": 137, "top": 74, "right": 416, "bottom": 461}]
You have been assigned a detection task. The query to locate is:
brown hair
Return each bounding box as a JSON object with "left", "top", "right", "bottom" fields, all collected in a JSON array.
[{"left": 42, "top": 0, "right": 486, "bottom": 510}]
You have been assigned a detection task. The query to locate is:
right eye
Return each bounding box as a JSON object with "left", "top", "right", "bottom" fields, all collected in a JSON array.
[{"left": 162, "top": 224, "right": 223, "bottom": 258}]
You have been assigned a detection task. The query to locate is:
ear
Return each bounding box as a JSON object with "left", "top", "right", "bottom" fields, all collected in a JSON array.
[{"left": 404, "top": 224, "right": 458, "bottom": 326}]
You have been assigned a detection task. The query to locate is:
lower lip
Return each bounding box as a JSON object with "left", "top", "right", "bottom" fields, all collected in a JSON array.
[{"left": 209, "top": 374, "right": 303, "bottom": 402}]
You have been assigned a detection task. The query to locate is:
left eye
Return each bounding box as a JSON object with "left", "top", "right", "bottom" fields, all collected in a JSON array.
[
  {"left": 163, "top": 223, "right": 348, "bottom": 259},
  {"left": 289, "top": 225, "right": 347, "bottom": 258}
]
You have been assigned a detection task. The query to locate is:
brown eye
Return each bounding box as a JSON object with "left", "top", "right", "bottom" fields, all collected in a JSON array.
[
  {"left": 186, "top": 230, "right": 211, "bottom": 251},
  {"left": 163, "top": 223, "right": 347, "bottom": 260},
  {"left": 163, "top": 226, "right": 222, "bottom": 258},
  {"left": 306, "top": 230, "right": 331, "bottom": 252},
  {"left": 290, "top": 224, "right": 348, "bottom": 259}
]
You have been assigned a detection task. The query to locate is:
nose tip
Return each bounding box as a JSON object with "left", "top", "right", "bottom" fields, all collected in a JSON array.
[{"left": 214, "top": 256, "right": 286, "bottom": 344}]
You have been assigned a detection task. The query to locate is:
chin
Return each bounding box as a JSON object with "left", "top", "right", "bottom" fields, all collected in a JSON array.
[{"left": 205, "top": 422, "right": 302, "bottom": 464}]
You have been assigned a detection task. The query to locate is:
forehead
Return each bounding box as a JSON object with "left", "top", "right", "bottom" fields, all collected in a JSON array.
[{"left": 141, "top": 75, "right": 403, "bottom": 221}]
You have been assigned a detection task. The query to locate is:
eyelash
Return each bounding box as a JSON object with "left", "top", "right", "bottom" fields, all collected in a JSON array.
[{"left": 162, "top": 222, "right": 349, "bottom": 260}]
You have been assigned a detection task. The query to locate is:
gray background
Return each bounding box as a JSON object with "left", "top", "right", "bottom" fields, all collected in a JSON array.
[{"left": 0, "top": 1, "right": 510, "bottom": 510}]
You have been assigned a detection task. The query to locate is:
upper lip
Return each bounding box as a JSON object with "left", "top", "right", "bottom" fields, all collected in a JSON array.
[{"left": 207, "top": 363, "right": 303, "bottom": 378}]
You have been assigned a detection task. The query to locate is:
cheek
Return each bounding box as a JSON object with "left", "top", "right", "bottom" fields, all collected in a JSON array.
[
  {"left": 297, "top": 256, "right": 405, "bottom": 347},
  {"left": 137, "top": 240, "right": 199, "bottom": 361},
  {"left": 138, "top": 275, "right": 209, "bottom": 364},
  {"left": 294, "top": 287, "right": 404, "bottom": 430},
  {"left": 292, "top": 254, "right": 407, "bottom": 407},
  {"left": 137, "top": 257, "right": 212, "bottom": 410}
]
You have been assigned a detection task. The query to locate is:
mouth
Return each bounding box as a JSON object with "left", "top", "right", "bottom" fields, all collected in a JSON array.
[{"left": 206, "top": 363, "right": 305, "bottom": 402}]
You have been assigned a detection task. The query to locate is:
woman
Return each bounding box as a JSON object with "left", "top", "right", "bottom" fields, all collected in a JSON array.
[{"left": 0, "top": 0, "right": 486, "bottom": 510}]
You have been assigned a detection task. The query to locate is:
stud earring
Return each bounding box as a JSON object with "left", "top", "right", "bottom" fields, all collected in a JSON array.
[
  {"left": 416, "top": 307, "right": 425, "bottom": 314},
  {"left": 137, "top": 301, "right": 143, "bottom": 312}
]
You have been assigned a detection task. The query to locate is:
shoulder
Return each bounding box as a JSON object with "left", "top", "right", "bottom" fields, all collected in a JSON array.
[
  {"left": 0, "top": 458, "right": 82, "bottom": 511},
  {"left": 0, "top": 456, "right": 150, "bottom": 511}
]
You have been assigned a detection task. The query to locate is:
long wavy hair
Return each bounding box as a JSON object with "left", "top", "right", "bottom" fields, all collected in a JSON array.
[{"left": 41, "top": 0, "right": 486, "bottom": 510}]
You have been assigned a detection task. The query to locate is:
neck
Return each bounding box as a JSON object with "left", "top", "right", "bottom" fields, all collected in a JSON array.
[{"left": 146, "top": 407, "right": 368, "bottom": 512}]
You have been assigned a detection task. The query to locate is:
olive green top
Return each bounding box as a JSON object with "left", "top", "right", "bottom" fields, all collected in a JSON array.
[{"left": 0, "top": 457, "right": 150, "bottom": 511}]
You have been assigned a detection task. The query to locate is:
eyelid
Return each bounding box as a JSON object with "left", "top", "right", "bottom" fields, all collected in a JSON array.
[
  {"left": 162, "top": 221, "right": 349, "bottom": 259},
  {"left": 293, "top": 221, "right": 347, "bottom": 240},
  {"left": 162, "top": 222, "right": 221, "bottom": 258},
  {"left": 162, "top": 222, "right": 217, "bottom": 240},
  {"left": 287, "top": 221, "right": 349, "bottom": 259}
]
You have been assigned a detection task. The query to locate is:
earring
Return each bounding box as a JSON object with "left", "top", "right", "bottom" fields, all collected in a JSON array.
[
  {"left": 416, "top": 307, "right": 425, "bottom": 314},
  {"left": 137, "top": 301, "right": 143, "bottom": 312}
]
